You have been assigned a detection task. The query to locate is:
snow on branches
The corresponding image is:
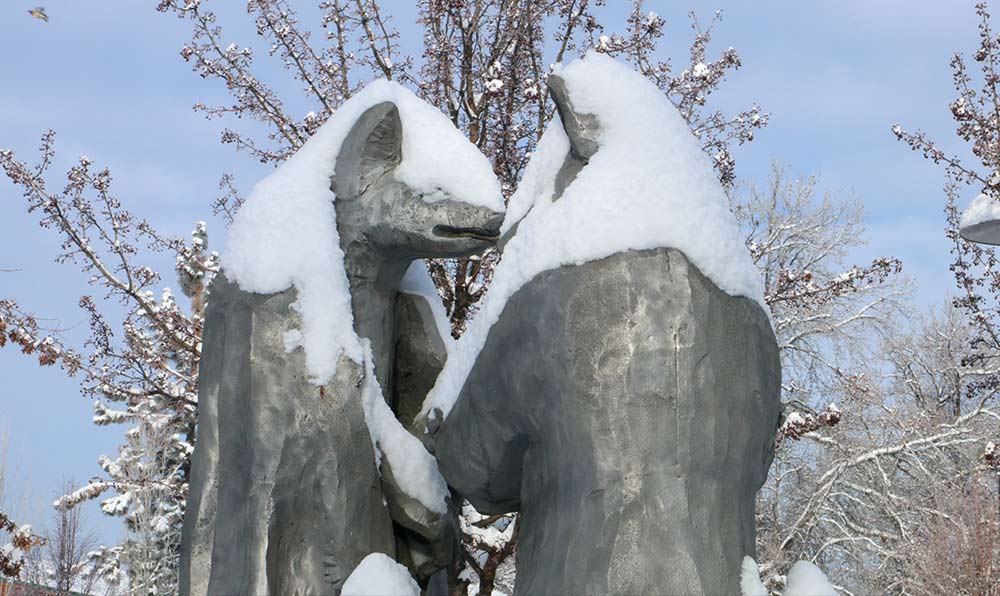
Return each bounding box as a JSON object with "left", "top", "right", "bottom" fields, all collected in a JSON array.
[
  {"left": 454, "top": 504, "right": 519, "bottom": 595},
  {"left": 733, "top": 166, "right": 906, "bottom": 409},
  {"left": 0, "top": 513, "right": 43, "bottom": 580},
  {"left": 775, "top": 404, "right": 842, "bottom": 444},
  {"left": 0, "top": 133, "right": 216, "bottom": 592}
]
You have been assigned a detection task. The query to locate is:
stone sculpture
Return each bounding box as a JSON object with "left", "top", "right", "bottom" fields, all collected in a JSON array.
[
  {"left": 182, "top": 52, "right": 783, "bottom": 596},
  {"left": 426, "top": 61, "right": 783, "bottom": 595},
  {"left": 180, "top": 97, "right": 502, "bottom": 596},
  {"left": 433, "top": 249, "right": 780, "bottom": 595}
]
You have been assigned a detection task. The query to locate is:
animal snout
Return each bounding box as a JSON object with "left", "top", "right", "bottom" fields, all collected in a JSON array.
[
  {"left": 479, "top": 210, "right": 505, "bottom": 236},
  {"left": 433, "top": 206, "right": 505, "bottom": 242}
]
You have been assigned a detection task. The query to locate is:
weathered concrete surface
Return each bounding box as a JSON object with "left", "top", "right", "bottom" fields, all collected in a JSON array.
[
  {"left": 197, "top": 275, "right": 394, "bottom": 596},
  {"left": 389, "top": 292, "right": 461, "bottom": 596},
  {"left": 392, "top": 293, "right": 448, "bottom": 430},
  {"left": 434, "top": 248, "right": 782, "bottom": 596},
  {"left": 181, "top": 99, "right": 502, "bottom": 595}
]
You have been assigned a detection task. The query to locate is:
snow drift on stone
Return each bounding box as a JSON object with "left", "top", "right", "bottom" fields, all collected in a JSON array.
[
  {"left": 421, "top": 52, "right": 766, "bottom": 419},
  {"left": 342, "top": 552, "right": 420, "bottom": 596},
  {"left": 784, "top": 560, "right": 838, "bottom": 596},
  {"left": 361, "top": 341, "right": 448, "bottom": 514},
  {"left": 740, "top": 556, "right": 769, "bottom": 596},
  {"left": 741, "top": 557, "right": 838, "bottom": 596}
]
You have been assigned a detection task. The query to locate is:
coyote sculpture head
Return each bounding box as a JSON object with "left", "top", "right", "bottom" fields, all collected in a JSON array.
[{"left": 333, "top": 100, "right": 504, "bottom": 262}]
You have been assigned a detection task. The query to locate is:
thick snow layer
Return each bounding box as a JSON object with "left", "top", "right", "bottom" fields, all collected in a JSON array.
[
  {"left": 361, "top": 341, "right": 449, "bottom": 514},
  {"left": 499, "top": 115, "right": 570, "bottom": 236},
  {"left": 341, "top": 552, "right": 420, "bottom": 596},
  {"left": 223, "top": 80, "right": 503, "bottom": 384},
  {"left": 399, "top": 261, "right": 455, "bottom": 354},
  {"left": 784, "top": 561, "right": 837, "bottom": 596},
  {"left": 740, "top": 557, "right": 769, "bottom": 596},
  {"left": 961, "top": 192, "right": 1000, "bottom": 228},
  {"left": 420, "top": 52, "right": 765, "bottom": 419}
]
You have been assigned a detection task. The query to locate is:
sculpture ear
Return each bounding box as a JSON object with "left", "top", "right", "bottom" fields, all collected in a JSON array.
[
  {"left": 499, "top": 76, "right": 603, "bottom": 251},
  {"left": 546, "top": 74, "right": 600, "bottom": 161},
  {"left": 333, "top": 102, "right": 403, "bottom": 199}
]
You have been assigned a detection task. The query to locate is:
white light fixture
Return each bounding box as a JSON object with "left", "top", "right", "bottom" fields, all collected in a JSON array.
[{"left": 960, "top": 193, "right": 1000, "bottom": 245}]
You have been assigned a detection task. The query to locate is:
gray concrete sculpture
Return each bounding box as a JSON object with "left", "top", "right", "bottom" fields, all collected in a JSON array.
[
  {"left": 429, "top": 76, "right": 783, "bottom": 595},
  {"left": 180, "top": 100, "right": 502, "bottom": 596},
  {"left": 393, "top": 291, "right": 449, "bottom": 431}
]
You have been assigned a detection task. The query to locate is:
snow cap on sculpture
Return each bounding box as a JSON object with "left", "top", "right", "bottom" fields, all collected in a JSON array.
[
  {"left": 219, "top": 81, "right": 503, "bottom": 518},
  {"left": 342, "top": 553, "right": 420, "bottom": 596},
  {"left": 421, "top": 51, "right": 766, "bottom": 420},
  {"left": 222, "top": 80, "right": 504, "bottom": 385}
]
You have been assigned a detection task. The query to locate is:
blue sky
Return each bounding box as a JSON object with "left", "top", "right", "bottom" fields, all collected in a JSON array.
[{"left": 0, "top": 0, "right": 983, "bottom": 543}]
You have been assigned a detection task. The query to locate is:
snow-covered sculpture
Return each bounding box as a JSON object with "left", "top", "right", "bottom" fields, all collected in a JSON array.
[
  {"left": 419, "top": 53, "right": 782, "bottom": 595},
  {"left": 180, "top": 82, "right": 504, "bottom": 596}
]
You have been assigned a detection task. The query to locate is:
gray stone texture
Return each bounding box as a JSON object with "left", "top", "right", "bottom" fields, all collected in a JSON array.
[
  {"left": 433, "top": 247, "right": 782, "bottom": 596},
  {"left": 392, "top": 293, "right": 449, "bottom": 433},
  {"left": 186, "top": 276, "right": 394, "bottom": 596},
  {"left": 431, "top": 72, "right": 781, "bottom": 595},
  {"left": 180, "top": 100, "right": 501, "bottom": 596}
]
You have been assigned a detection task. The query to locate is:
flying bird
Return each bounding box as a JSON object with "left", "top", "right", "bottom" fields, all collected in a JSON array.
[{"left": 28, "top": 7, "right": 49, "bottom": 22}]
